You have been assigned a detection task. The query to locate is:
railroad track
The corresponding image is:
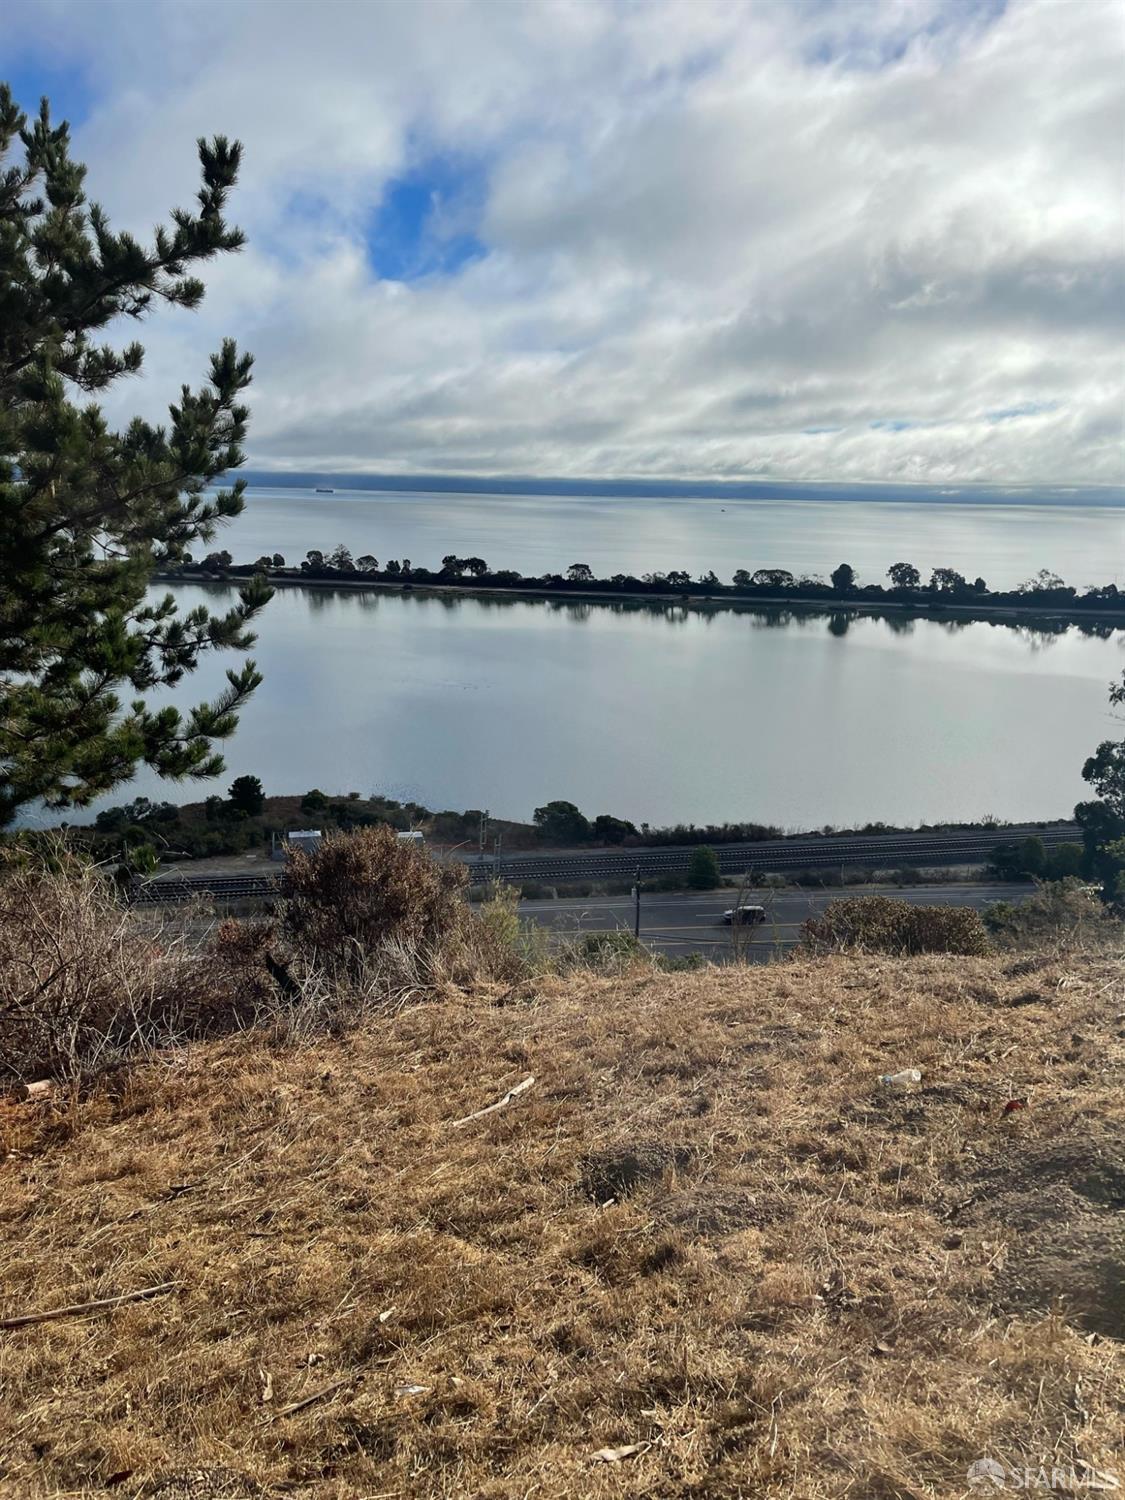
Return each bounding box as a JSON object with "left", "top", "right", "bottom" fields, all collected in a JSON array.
[{"left": 129, "top": 823, "right": 1080, "bottom": 905}]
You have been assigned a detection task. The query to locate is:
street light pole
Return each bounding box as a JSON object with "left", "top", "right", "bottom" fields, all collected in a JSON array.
[{"left": 633, "top": 865, "right": 641, "bottom": 939}]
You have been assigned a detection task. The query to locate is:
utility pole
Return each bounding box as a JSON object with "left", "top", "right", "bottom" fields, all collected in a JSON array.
[
  {"left": 479, "top": 808, "right": 489, "bottom": 859},
  {"left": 493, "top": 831, "right": 503, "bottom": 884},
  {"left": 633, "top": 865, "right": 641, "bottom": 939}
]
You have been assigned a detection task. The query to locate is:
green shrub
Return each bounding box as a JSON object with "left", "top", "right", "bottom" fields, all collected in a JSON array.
[
  {"left": 801, "top": 896, "right": 990, "bottom": 956},
  {"left": 575, "top": 930, "right": 643, "bottom": 970},
  {"left": 686, "top": 846, "right": 721, "bottom": 889}
]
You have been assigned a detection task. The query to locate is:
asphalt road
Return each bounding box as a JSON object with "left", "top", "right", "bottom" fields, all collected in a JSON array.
[{"left": 518, "top": 881, "right": 1033, "bottom": 961}]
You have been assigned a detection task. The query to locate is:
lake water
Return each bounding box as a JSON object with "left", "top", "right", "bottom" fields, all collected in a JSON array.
[
  {"left": 219, "top": 486, "right": 1125, "bottom": 593},
  {"left": 73, "top": 578, "right": 1123, "bottom": 832}
]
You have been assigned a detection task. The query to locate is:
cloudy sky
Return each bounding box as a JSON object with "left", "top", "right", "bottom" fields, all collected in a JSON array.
[{"left": 2, "top": 0, "right": 1123, "bottom": 491}]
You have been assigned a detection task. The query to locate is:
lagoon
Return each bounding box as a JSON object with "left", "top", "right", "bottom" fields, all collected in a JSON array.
[{"left": 77, "top": 581, "right": 1123, "bottom": 832}]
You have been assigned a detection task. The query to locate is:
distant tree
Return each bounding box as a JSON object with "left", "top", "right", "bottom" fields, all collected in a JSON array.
[
  {"left": 751, "top": 568, "right": 796, "bottom": 589},
  {"left": 228, "top": 774, "right": 264, "bottom": 816},
  {"left": 1021, "top": 569, "right": 1066, "bottom": 593},
  {"left": 830, "top": 563, "right": 856, "bottom": 593},
  {"left": 732, "top": 569, "right": 752, "bottom": 587},
  {"left": 401, "top": 559, "right": 412, "bottom": 575},
  {"left": 0, "top": 86, "right": 270, "bottom": 825},
  {"left": 699, "top": 570, "right": 720, "bottom": 588},
  {"left": 355, "top": 555, "right": 379, "bottom": 572},
  {"left": 972, "top": 576, "right": 988, "bottom": 593},
  {"left": 929, "top": 567, "right": 968, "bottom": 593},
  {"left": 204, "top": 794, "right": 227, "bottom": 823},
  {"left": 567, "top": 563, "right": 594, "bottom": 583},
  {"left": 593, "top": 813, "right": 638, "bottom": 844},
  {"left": 384, "top": 559, "right": 402, "bottom": 576},
  {"left": 254, "top": 555, "right": 272, "bottom": 571},
  {"left": 328, "top": 544, "right": 354, "bottom": 571},
  {"left": 305, "top": 550, "right": 325, "bottom": 569},
  {"left": 462, "top": 557, "right": 489, "bottom": 577},
  {"left": 887, "top": 562, "right": 921, "bottom": 589},
  {"left": 1047, "top": 842, "right": 1084, "bottom": 879},
  {"left": 301, "top": 788, "right": 329, "bottom": 812},
  {"left": 271, "top": 553, "right": 285, "bottom": 568},
  {"left": 687, "top": 845, "right": 721, "bottom": 889},
  {"left": 666, "top": 570, "right": 691, "bottom": 587},
  {"left": 493, "top": 569, "right": 522, "bottom": 585},
  {"left": 441, "top": 555, "right": 465, "bottom": 577},
  {"left": 533, "top": 799, "right": 592, "bottom": 844}
]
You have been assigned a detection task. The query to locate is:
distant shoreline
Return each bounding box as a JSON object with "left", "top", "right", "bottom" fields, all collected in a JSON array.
[
  {"left": 236, "top": 471, "right": 1125, "bottom": 507},
  {"left": 155, "top": 571, "right": 1125, "bottom": 627}
]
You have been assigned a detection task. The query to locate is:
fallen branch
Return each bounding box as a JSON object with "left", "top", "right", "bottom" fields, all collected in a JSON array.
[
  {"left": 450, "top": 1075, "right": 535, "bottom": 1127},
  {"left": 0, "top": 1281, "right": 180, "bottom": 1330},
  {"left": 274, "top": 1372, "right": 363, "bottom": 1418}
]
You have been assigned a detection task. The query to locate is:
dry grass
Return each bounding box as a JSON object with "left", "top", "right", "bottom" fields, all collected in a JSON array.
[{"left": 0, "top": 951, "right": 1122, "bottom": 1498}]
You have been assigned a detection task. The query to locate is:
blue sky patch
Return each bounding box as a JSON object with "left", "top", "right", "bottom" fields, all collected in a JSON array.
[
  {"left": 5, "top": 53, "right": 95, "bottom": 131},
  {"left": 986, "top": 400, "right": 1060, "bottom": 423},
  {"left": 367, "top": 154, "right": 487, "bottom": 282}
]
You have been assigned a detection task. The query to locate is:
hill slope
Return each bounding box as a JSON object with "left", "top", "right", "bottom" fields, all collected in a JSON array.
[{"left": 1, "top": 953, "right": 1122, "bottom": 1498}]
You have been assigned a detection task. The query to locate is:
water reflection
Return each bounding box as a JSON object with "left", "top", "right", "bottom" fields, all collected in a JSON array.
[
  {"left": 200, "top": 578, "right": 1125, "bottom": 653},
  {"left": 101, "top": 578, "right": 1125, "bottom": 830}
]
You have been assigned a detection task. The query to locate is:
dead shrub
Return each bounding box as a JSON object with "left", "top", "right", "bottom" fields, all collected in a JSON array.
[
  {"left": 801, "top": 895, "right": 990, "bottom": 956},
  {"left": 0, "top": 862, "right": 232, "bottom": 1082},
  {"left": 984, "top": 878, "right": 1121, "bottom": 953},
  {"left": 279, "top": 826, "right": 469, "bottom": 977}
]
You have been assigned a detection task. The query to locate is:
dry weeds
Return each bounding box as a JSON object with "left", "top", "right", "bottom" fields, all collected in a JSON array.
[{"left": 0, "top": 951, "right": 1122, "bottom": 1498}]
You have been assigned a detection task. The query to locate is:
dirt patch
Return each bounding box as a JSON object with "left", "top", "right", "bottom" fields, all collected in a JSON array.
[
  {"left": 579, "top": 1139, "right": 694, "bottom": 1200},
  {"left": 145, "top": 1470, "right": 265, "bottom": 1499},
  {"left": 962, "top": 1131, "right": 1125, "bottom": 1337},
  {"left": 657, "top": 1187, "right": 787, "bottom": 1237}
]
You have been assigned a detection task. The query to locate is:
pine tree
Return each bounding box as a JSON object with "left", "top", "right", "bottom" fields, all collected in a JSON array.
[{"left": 0, "top": 85, "right": 272, "bottom": 826}]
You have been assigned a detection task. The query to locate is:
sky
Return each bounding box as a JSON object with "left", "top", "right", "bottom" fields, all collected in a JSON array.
[{"left": 1, "top": 0, "right": 1123, "bottom": 492}]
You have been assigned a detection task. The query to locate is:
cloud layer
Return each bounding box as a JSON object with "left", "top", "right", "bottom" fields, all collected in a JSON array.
[{"left": 3, "top": 0, "right": 1123, "bottom": 487}]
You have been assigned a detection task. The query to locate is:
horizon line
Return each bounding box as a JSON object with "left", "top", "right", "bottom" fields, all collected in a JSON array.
[{"left": 236, "top": 469, "right": 1125, "bottom": 506}]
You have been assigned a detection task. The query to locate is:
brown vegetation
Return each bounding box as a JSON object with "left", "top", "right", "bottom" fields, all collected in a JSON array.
[
  {"left": 1, "top": 947, "right": 1122, "bottom": 1498},
  {"left": 801, "top": 894, "right": 991, "bottom": 955}
]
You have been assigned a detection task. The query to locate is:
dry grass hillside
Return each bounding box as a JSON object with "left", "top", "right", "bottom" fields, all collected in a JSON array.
[{"left": 1, "top": 951, "right": 1122, "bottom": 1499}]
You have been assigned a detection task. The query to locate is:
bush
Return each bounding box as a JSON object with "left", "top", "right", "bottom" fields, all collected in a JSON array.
[
  {"left": 801, "top": 896, "right": 990, "bottom": 956},
  {"left": 573, "top": 930, "right": 643, "bottom": 970},
  {"left": 0, "top": 860, "right": 243, "bottom": 1082},
  {"left": 983, "top": 879, "right": 1119, "bottom": 951},
  {"left": 279, "top": 826, "right": 468, "bottom": 977},
  {"left": 687, "top": 846, "right": 721, "bottom": 889}
]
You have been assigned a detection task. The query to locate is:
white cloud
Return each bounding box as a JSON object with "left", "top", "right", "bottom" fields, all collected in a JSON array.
[{"left": 3, "top": 0, "right": 1122, "bottom": 487}]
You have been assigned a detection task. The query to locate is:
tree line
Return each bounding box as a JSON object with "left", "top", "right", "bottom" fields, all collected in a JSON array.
[{"left": 175, "top": 549, "right": 1123, "bottom": 615}]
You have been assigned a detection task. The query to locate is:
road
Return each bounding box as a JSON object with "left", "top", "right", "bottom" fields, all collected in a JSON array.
[
  {"left": 130, "top": 823, "right": 1078, "bottom": 904},
  {"left": 519, "top": 882, "right": 1033, "bottom": 961}
]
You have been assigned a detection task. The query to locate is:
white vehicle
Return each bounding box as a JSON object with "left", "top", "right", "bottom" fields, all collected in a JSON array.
[{"left": 721, "top": 905, "right": 766, "bottom": 925}]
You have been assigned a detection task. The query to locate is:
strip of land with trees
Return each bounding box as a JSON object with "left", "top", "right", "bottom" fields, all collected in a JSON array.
[{"left": 162, "top": 550, "right": 1125, "bottom": 627}]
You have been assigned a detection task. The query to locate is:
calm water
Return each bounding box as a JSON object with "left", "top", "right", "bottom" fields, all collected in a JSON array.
[
  {"left": 219, "top": 486, "right": 1125, "bottom": 592},
  {"left": 69, "top": 582, "right": 1123, "bottom": 831}
]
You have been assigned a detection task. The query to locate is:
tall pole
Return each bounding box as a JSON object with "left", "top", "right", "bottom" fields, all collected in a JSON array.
[{"left": 633, "top": 865, "right": 641, "bottom": 939}]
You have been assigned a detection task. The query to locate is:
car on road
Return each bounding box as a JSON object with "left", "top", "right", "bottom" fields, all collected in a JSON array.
[{"left": 721, "top": 905, "right": 767, "bottom": 925}]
